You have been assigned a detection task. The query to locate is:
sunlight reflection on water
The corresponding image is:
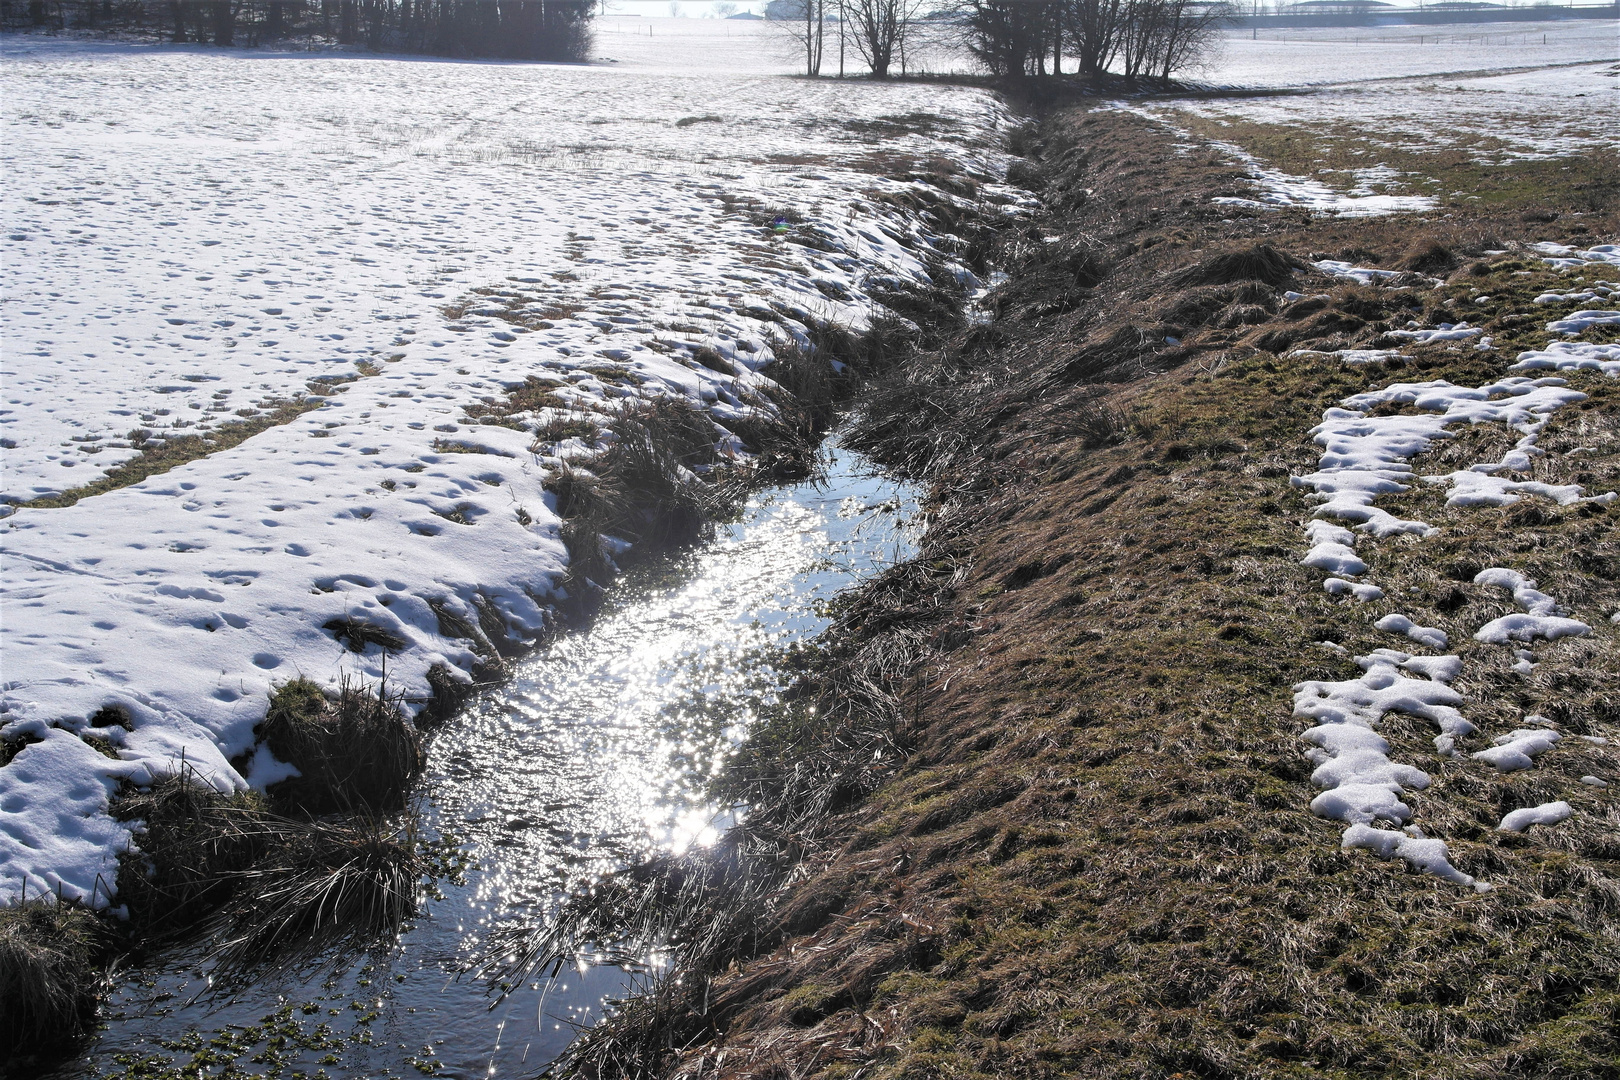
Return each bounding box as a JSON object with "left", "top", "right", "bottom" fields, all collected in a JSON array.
[{"left": 62, "top": 441, "right": 919, "bottom": 1080}]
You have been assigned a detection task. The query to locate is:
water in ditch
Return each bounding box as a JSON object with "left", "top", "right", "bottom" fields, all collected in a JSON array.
[{"left": 54, "top": 439, "right": 919, "bottom": 1080}]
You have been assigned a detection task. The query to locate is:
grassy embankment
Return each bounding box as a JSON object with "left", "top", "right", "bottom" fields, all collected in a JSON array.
[{"left": 517, "top": 105, "right": 1620, "bottom": 1078}]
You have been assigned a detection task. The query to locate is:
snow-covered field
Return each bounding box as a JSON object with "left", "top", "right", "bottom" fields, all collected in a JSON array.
[
  {"left": 0, "top": 28, "right": 1023, "bottom": 907},
  {"left": 1186, "top": 21, "right": 1618, "bottom": 163}
]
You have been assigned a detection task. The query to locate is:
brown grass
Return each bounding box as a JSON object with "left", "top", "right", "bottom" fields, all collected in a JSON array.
[
  {"left": 15, "top": 397, "right": 322, "bottom": 510},
  {"left": 527, "top": 105, "right": 1620, "bottom": 1079},
  {"left": 0, "top": 898, "right": 102, "bottom": 1051}
]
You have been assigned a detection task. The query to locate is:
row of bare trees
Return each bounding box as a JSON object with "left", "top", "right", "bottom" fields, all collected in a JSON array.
[
  {"left": 780, "top": 0, "right": 925, "bottom": 79},
  {"left": 0, "top": 0, "right": 595, "bottom": 60},
  {"left": 962, "top": 0, "right": 1222, "bottom": 84},
  {"left": 777, "top": 0, "right": 1222, "bottom": 84}
]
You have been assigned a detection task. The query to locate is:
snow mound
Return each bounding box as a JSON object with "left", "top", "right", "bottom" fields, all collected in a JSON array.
[
  {"left": 1472, "top": 569, "right": 1591, "bottom": 645},
  {"left": 1509, "top": 340, "right": 1620, "bottom": 378},
  {"left": 1497, "top": 801, "right": 1573, "bottom": 833},
  {"left": 1547, "top": 309, "right": 1620, "bottom": 334}
]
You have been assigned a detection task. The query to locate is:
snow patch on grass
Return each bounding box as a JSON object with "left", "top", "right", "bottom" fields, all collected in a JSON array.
[{"left": 1497, "top": 801, "right": 1574, "bottom": 832}]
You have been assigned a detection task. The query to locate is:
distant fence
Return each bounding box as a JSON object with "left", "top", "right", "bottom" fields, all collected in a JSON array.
[{"left": 1228, "top": 4, "right": 1617, "bottom": 28}]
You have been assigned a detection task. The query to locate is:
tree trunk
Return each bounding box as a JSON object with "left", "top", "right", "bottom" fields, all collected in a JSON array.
[
  {"left": 214, "top": 1, "right": 235, "bottom": 45},
  {"left": 339, "top": 0, "right": 357, "bottom": 43},
  {"left": 267, "top": 0, "right": 285, "bottom": 37},
  {"left": 168, "top": 0, "right": 188, "bottom": 40}
]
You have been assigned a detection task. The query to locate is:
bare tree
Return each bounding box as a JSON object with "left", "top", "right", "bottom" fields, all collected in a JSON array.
[
  {"left": 770, "top": 0, "right": 828, "bottom": 76},
  {"left": 960, "top": 1, "right": 1057, "bottom": 79},
  {"left": 959, "top": 0, "right": 1222, "bottom": 86},
  {"left": 841, "top": 0, "right": 923, "bottom": 79}
]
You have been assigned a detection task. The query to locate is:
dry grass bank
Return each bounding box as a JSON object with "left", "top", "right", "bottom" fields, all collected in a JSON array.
[{"left": 537, "top": 106, "right": 1620, "bottom": 1078}]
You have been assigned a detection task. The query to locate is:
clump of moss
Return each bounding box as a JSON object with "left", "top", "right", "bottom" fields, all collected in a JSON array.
[{"left": 257, "top": 676, "right": 423, "bottom": 815}]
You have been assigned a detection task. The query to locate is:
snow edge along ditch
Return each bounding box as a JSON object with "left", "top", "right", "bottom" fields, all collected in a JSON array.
[
  {"left": 0, "top": 119, "right": 1033, "bottom": 912},
  {"left": 1292, "top": 244, "right": 1620, "bottom": 890}
]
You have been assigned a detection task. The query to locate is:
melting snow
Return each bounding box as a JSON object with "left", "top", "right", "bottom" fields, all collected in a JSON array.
[
  {"left": 1296, "top": 649, "right": 1486, "bottom": 889},
  {"left": 0, "top": 38, "right": 1023, "bottom": 907},
  {"left": 1374, "top": 613, "right": 1448, "bottom": 650},
  {"left": 1496, "top": 801, "right": 1573, "bottom": 832},
  {"left": 1534, "top": 242, "right": 1620, "bottom": 270},
  {"left": 1474, "top": 728, "right": 1563, "bottom": 772},
  {"left": 1324, "top": 577, "right": 1384, "bottom": 601},
  {"left": 1313, "top": 260, "right": 1404, "bottom": 285},
  {"left": 1472, "top": 568, "right": 1591, "bottom": 644},
  {"left": 1289, "top": 270, "right": 1618, "bottom": 889},
  {"left": 1546, "top": 309, "right": 1620, "bottom": 334},
  {"left": 1510, "top": 340, "right": 1620, "bottom": 377},
  {"left": 1387, "top": 322, "right": 1482, "bottom": 343}
]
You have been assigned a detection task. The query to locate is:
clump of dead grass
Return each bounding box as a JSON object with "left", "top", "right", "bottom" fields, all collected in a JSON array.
[
  {"left": 257, "top": 675, "right": 423, "bottom": 815},
  {"left": 1165, "top": 242, "right": 1305, "bottom": 289},
  {"left": 203, "top": 814, "right": 423, "bottom": 981},
  {"left": 110, "top": 768, "right": 426, "bottom": 982},
  {"left": 113, "top": 770, "right": 270, "bottom": 934},
  {"left": 0, "top": 897, "right": 102, "bottom": 1051}
]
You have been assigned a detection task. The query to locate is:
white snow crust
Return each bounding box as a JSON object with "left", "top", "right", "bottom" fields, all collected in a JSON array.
[
  {"left": 1474, "top": 728, "right": 1563, "bottom": 773},
  {"left": 1546, "top": 310, "right": 1620, "bottom": 335},
  {"left": 1472, "top": 568, "right": 1591, "bottom": 645},
  {"left": 1497, "top": 801, "right": 1574, "bottom": 832},
  {"left": 1296, "top": 648, "right": 1487, "bottom": 890},
  {"left": 1533, "top": 242, "right": 1620, "bottom": 270},
  {"left": 1374, "top": 613, "right": 1447, "bottom": 650},
  {"left": 1, "top": 37, "right": 1024, "bottom": 906},
  {"left": 1509, "top": 341, "right": 1620, "bottom": 378}
]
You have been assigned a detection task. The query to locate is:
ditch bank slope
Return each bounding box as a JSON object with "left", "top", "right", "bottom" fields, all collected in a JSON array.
[{"left": 560, "top": 106, "right": 1620, "bottom": 1078}]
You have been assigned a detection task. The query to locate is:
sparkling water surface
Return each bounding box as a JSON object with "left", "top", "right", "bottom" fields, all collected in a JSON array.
[{"left": 56, "top": 443, "right": 919, "bottom": 1079}]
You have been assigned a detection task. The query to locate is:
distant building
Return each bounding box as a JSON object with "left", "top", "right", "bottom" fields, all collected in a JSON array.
[{"left": 726, "top": 11, "right": 765, "bottom": 18}]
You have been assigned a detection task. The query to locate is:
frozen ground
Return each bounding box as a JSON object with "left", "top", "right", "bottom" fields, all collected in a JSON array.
[{"left": 0, "top": 29, "right": 1024, "bottom": 907}]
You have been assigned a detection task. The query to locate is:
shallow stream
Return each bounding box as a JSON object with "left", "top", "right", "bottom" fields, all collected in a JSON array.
[{"left": 53, "top": 442, "right": 919, "bottom": 1080}]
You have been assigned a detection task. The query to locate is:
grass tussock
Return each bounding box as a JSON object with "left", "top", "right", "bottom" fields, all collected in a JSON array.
[
  {"left": 112, "top": 771, "right": 270, "bottom": 934},
  {"left": 0, "top": 898, "right": 102, "bottom": 1051},
  {"left": 257, "top": 676, "right": 423, "bottom": 816},
  {"left": 543, "top": 397, "right": 734, "bottom": 609},
  {"left": 203, "top": 815, "right": 422, "bottom": 981},
  {"left": 110, "top": 769, "right": 424, "bottom": 982}
]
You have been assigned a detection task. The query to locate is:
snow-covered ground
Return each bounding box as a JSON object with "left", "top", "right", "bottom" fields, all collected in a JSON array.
[
  {"left": 1183, "top": 22, "right": 1618, "bottom": 164},
  {"left": 0, "top": 29, "right": 1024, "bottom": 907}
]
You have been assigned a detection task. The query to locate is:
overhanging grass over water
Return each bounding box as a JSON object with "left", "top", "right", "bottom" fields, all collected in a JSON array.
[{"left": 51, "top": 441, "right": 919, "bottom": 1080}]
